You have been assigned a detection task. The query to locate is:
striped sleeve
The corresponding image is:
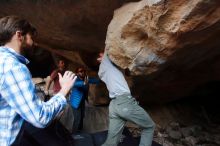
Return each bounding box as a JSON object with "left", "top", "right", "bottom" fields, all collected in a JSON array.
[{"left": 1, "top": 61, "right": 66, "bottom": 128}]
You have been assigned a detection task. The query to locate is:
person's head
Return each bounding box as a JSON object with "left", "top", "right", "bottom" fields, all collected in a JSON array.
[
  {"left": 57, "top": 59, "right": 66, "bottom": 71},
  {"left": 0, "top": 16, "right": 37, "bottom": 48},
  {"left": 75, "top": 67, "right": 86, "bottom": 80}
]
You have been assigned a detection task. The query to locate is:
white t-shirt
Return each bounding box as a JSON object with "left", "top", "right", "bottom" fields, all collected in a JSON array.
[{"left": 98, "top": 53, "right": 131, "bottom": 98}]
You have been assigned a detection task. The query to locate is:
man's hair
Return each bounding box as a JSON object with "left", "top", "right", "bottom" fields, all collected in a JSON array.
[
  {"left": 75, "top": 66, "right": 86, "bottom": 73},
  {"left": 0, "top": 15, "right": 37, "bottom": 46},
  {"left": 56, "top": 58, "right": 66, "bottom": 65}
]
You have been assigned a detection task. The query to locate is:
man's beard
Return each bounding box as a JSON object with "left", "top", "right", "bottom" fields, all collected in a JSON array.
[{"left": 20, "top": 37, "right": 34, "bottom": 55}]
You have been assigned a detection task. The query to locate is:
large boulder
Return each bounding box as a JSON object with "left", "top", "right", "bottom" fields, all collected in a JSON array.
[
  {"left": 105, "top": 0, "right": 220, "bottom": 103},
  {"left": 106, "top": 0, "right": 220, "bottom": 75}
]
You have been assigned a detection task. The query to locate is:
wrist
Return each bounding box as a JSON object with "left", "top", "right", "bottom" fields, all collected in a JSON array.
[{"left": 58, "top": 88, "right": 69, "bottom": 97}]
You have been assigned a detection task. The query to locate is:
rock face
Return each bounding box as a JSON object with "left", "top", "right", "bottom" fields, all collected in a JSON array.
[
  {"left": 105, "top": 0, "right": 220, "bottom": 103},
  {"left": 0, "top": 0, "right": 138, "bottom": 71},
  {"left": 106, "top": 0, "right": 220, "bottom": 75}
]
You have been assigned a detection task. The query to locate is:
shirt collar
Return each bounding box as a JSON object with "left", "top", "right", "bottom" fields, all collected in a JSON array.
[{"left": 0, "top": 46, "right": 29, "bottom": 64}]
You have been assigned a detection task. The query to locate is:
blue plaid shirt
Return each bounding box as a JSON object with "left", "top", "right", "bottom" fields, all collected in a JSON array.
[{"left": 0, "top": 46, "right": 67, "bottom": 146}]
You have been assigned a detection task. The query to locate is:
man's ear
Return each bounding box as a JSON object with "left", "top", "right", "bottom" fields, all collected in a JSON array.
[{"left": 15, "top": 31, "right": 24, "bottom": 41}]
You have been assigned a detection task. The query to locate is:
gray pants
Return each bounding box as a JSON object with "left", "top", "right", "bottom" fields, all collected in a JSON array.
[{"left": 102, "top": 95, "right": 155, "bottom": 146}]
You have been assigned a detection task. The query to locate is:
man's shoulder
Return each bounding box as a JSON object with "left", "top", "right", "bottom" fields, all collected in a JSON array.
[
  {"left": 51, "top": 69, "right": 59, "bottom": 74},
  {"left": 50, "top": 69, "right": 59, "bottom": 78},
  {"left": 0, "top": 53, "right": 22, "bottom": 72},
  {"left": 74, "top": 78, "right": 84, "bottom": 84}
]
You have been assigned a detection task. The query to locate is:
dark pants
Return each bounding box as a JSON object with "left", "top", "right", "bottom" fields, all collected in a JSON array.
[
  {"left": 12, "top": 121, "right": 74, "bottom": 146},
  {"left": 11, "top": 123, "right": 25, "bottom": 146},
  {"left": 72, "top": 100, "right": 85, "bottom": 133}
]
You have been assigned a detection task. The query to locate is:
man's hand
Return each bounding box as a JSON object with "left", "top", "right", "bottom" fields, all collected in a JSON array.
[
  {"left": 84, "top": 75, "right": 89, "bottom": 85},
  {"left": 97, "top": 52, "right": 104, "bottom": 63},
  {"left": 58, "top": 71, "right": 77, "bottom": 96}
]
